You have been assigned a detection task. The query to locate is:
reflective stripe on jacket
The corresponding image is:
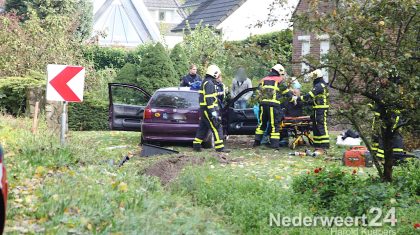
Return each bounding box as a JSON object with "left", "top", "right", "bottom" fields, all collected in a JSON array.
[
  {"left": 199, "top": 77, "right": 218, "bottom": 112},
  {"left": 258, "top": 76, "right": 290, "bottom": 106},
  {"left": 302, "top": 79, "right": 329, "bottom": 109}
]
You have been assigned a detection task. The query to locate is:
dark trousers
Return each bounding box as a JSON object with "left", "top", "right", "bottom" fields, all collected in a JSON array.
[
  {"left": 312, "top": 108, "right": 330, "bottom": 148},
  {"left": 255, "top": 104, "right": 283, "bottom": 148},
  {"left": 372, "top": 132, "right": 404, "bottom": 159},
  {"left": 193, "top": 109, "right": 224, "bottom": 150}
]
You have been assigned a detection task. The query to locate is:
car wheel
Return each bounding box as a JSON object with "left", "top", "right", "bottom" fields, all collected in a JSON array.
[{"left": 202, "top": 134, "right": 215, "bottom": 149}]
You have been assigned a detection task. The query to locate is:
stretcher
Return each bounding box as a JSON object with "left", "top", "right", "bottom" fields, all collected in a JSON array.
[{"left": 281, "top": 116, "right": 314, "bottom": 149}]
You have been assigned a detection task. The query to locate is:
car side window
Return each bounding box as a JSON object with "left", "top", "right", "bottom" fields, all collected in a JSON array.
[
  {"left": 233, "top": 90, "right": 256, "bottom": 109},
  {"left": 111, "top": 86, "right": 149, "bottom": 106}
]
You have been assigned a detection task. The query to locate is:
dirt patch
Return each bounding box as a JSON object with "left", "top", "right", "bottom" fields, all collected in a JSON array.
[
  {"left": 143, "top": 154, "right": 245, "bottom": 185},
  {"left": 144, "top": 155, "right": 205, "bottom": 185}
]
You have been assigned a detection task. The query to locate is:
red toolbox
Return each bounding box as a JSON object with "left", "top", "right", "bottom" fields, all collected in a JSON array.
[{"left": 342, "top": 146, "right": 373, "bottom": 167}]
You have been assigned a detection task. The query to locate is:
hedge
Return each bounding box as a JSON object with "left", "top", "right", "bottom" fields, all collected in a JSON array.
[
  {"left": 68, "top": 94, "right": 108, "bottom": 131},
  {"left": 0, "top": 75, "right": 44, "bottom": 116}
]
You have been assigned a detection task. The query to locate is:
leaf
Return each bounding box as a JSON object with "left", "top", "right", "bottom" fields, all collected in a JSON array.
[{"left": 118, "top": 182, "right": 128, "bottom": 192}]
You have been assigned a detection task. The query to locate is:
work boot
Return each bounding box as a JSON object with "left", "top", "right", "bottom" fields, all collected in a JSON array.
[
  {"left": 193, "top": 144, "right": 202, "bottom": 152},
  {"left": 216, "top": 148, "right": 231, "bottom": 153},
  {"left": 270, "top": 138, "right": 280, "bottom": 149},
  {"left": 253, "top": 140, "right": 261, "bottom": 148}
]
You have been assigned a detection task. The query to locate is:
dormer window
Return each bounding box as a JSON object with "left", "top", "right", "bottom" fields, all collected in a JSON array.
[{"left": 159, "top": 11, "right": 166, "bottom": 22}]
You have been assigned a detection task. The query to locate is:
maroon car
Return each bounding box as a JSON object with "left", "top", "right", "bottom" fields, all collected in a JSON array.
[
  {"left": 108, "top": 83, "right": 258, "bottom": 146},
  {"left": 0, "top": 145, "right": 8, "bottom": 234}
]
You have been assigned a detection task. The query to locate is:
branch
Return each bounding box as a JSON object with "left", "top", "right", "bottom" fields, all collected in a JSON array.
[
  {"left": 393, "top": 119, "right": 411, "bottom": 132},
  {"left": 396, "top": 12, "right": 417, "bottom": 57}
]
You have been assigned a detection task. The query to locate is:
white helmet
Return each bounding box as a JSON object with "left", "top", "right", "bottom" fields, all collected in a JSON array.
[
  {"left": 308, "top": 69, "right": 323, "bottom": 79},
  {"left": 206, "top": 64, "right": 221, "bottom": 78},
  {"left": 272, "top": 64, "right": 285, "bottom": 75}
]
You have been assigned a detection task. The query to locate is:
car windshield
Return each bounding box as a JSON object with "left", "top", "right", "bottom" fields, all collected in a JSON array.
[{"left": 150, "top": 91, "right": 199, "bottom": 109}]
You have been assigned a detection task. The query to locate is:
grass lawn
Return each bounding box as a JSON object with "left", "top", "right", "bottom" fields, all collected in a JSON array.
[{"left": 1, "top": 115, "right": 418, "bottom": 234}]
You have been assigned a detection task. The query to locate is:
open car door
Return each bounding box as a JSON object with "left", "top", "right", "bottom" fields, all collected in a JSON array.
[
  {"left": 108, "top": 83, "right": 151, "bottom": 131},
  {"left": 224, "top": 87, "right": 258, "bottom": 135}
]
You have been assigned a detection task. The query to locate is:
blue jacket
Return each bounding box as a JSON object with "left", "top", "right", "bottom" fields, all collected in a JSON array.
[{"left": 180, "top": 74, "right": 202, "bottom": 87}]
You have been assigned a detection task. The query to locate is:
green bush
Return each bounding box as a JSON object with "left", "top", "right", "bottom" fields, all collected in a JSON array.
[
  {"left": 136, "top": 43, "right": 178, "bottom": 93},
  {"left": 68, "top": 94, "right": 108, "bottom": 131},
  {"left": 170, "top": 43, "right": 189, "bottom": 80},
  {"left": 114, "top": 63, "right": 138, "bottom": 85},
  {"left": 291, "top": 166, "right": 417, "bottom": 217},
  {"left": 83, "top": 46, "right": 129, "bottom": 70},
  {"left": 0, "top": 75, "right": 44, "bottom": 116},
  {"left": 393, "top": 161, "right": 420, "bottom": 196},
  {"left": 224, "top": 30, "right": 293, "bottom": 81}
]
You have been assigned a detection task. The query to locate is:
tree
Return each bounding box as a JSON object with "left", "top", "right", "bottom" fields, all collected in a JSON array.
[
  {"left": 115, "top": 63, "right": 138, "bottom": 85},
  {"left": 5, "top": 0, "right": 93, "bottom": 40},
  {"left": 182, "top": 22, "right": 227, "bottom": 76},
  {"left": 0, "top": 12, "right": 85, "bottom": 77},
  {"left": 224, "top": 30, "right": 293, "bottom": 79},
  {"left": 136, "top": 43, "right": 178, "bottom": 93},
  {"left": 292, "top": 0, "right": 419, "bottom": 181},
  {"left": 170, "top": 43, "right": 189, "bottom": 80}
]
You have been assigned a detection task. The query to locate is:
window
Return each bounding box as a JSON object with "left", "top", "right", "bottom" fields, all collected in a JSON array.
[
  {"left": 298, "top": 35, "right": 311, "bottom": 81},
  {"left": 150, "top": 91, "right": 199, "bottom": 109},
  {"left": 111, "top": 86, "right": 149, "bottom": 106},
  {"left": 319, "top": 34, "right": 330, "bottom": 82},
  {"left": 159, "top": 11, "right": 166, "bottom": 22}
]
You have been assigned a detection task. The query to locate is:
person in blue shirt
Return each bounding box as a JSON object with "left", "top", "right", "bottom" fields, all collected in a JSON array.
[{"left": 180, "top": 64, "right": 202, "bottom": 87}]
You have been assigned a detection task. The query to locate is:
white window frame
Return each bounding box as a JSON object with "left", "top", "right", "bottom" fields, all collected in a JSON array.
[
  {"left": 298, "top": 35, "right": 311, "bottom": 81},
  {"left": 318, "top": 34, "right": 330, "bottom": 83}
]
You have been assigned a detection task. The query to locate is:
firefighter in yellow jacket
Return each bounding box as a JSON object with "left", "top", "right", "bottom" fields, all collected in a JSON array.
[
  {"left": 254, "top": 64, "right": 292, "bottom": 149},
  {"left": 193, "top": 65, "right": 229, "bottom": 152},
  {"left": 298, "top": 69, "right": 330, "bottom": 149}
]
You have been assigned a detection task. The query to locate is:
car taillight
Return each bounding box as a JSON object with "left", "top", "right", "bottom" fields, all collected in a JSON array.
[{"left": 144, "top": 107, "right": 152, "bottom": 119}]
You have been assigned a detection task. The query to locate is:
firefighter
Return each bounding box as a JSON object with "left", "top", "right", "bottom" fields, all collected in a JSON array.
[
  {"left": 215, "top": 74, "right": 227, "bottom": 109},
  {"left": 371, "top": 106, "right": 404, "bottom": 160},
  {"left": 254, "top": 64, "right": 291, "bottom": 149},
  {"left": 370, "top": 70, "right": 405, "bottom": 160},
  {"left": 193, "top": 65, "right": 229, "bottom": 152},
  {"left": 296, "top": 69, "right": 330, "bottom": 149}
]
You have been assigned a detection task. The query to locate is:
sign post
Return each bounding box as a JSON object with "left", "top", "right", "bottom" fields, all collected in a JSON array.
[{"left": 46, "top": 65, "right": 85, "bottom": 146}]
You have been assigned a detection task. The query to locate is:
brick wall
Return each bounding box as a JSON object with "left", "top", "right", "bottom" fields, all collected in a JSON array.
[{"left": 292, "top": 0, "right": 334, "bottom": 77}]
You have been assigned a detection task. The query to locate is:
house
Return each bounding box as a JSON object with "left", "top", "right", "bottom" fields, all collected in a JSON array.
[
  {"left": 143, "top": 0, "right": 185, "bottom": 47},
  {"left": 173, "top": 0, "right": 297, "bottom": 41},
  {"left": 93, "top": 0, "right": 161, "bottom": 47},
  {"left": 291, "top": 0, "right": 333, "bottom": 82},
  {"left": 93, "top": 0, "right": 185, "bottom": 48}
]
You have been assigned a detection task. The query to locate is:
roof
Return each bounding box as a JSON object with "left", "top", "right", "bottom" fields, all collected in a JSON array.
[
  {"left": 182, "top": 0, "right": 208, "bottom": 7},
  {"left": 156, "top": 87, "right": 199, "bottom": 92},
  {"left": 93, "top": 0, "right": 161, "bottom": 47},
  {"left": 172, "top": 0, "right": 247, "bottom": 32},
  {"left": 143, "top": 0, "right": 179, "bottom": 9}
]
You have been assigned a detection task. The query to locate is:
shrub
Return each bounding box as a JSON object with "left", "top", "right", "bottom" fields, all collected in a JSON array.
[
  {"left": 170, "top": 43, "right": 189, "bottom": 80},
  {"left": 182, "top": 23, "right": 227, "bottom": 76},
  {"left": 224, "top": 30, "right": 293, "bottom": 81},
  {"left": 291, "top": 166, "right": 417, "bottom": 217},
  {"left": 68, "top": 93, "right": 108, "bottom": 131},
  {"left": 0, "top": 74, "right": 44, "bottom": 116},
  {"left": 114, "top": 63, "right": 138, "bottom": 85},
  {"left": 83, "top": 46, "right": 129, "bottom": 70},
  {"left": 136, "top": 43, "right": 178, "bottom": 93}
]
